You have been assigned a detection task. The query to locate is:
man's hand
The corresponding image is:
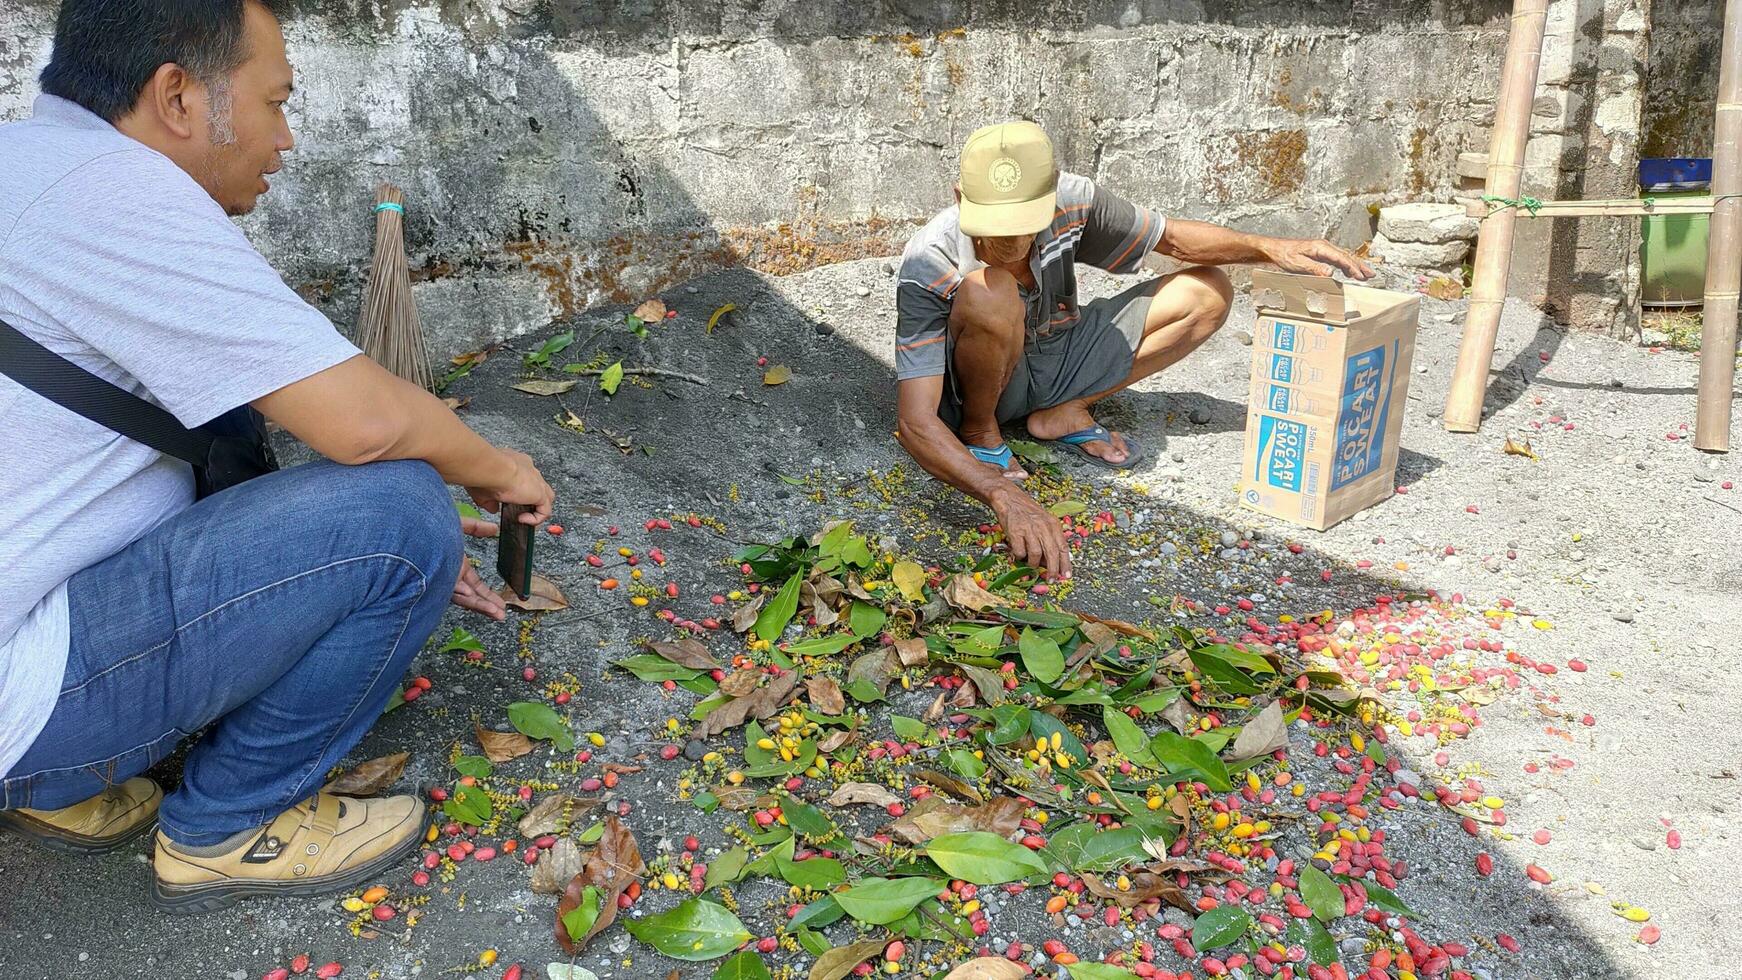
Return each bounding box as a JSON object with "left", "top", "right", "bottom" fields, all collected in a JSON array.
[
  {"left": 466, "top": 448, "right": 554, "bottom": 525},
  {"left": 1265, "top": 238, "right": 1374, "bottom": 281},
  {"left": 991, "top": 485, "right": 1072, "bottom": 580},
  {"left": 451, "top": 516, "right": 507, "bottom": 619}
]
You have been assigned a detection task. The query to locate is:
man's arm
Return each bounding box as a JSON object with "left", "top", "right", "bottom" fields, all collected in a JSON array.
[
  {"left": 1156, "top": 218, "right": 1374, "bottom": 279},
  {"left": 895, "top": 376, "right": 1072, "bottom": 577},
  {"left": 253, "top": 354, "right": 553, "bottom": 522}
]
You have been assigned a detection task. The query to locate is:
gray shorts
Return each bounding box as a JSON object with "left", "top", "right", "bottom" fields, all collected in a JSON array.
[{"left": 938, "top": 276, "right": 1160, "bottom": 428}]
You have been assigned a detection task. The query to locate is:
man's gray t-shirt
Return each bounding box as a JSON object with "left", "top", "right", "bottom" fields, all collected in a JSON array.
[{"left": 0, "top": 95, "right": 361, "bottom": 779}]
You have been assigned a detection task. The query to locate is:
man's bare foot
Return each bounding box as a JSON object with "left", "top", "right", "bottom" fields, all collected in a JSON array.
[
  {"left": 1026, "top": 400, "right": 1129, "bottom": 464},
  {"left": 959, "top": 426, "right": 1029, "bottom": 481}
]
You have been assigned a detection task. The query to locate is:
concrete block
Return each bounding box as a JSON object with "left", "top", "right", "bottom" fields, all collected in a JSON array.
[
  {"left": 1377, "top": 203, "right": 1479, "bottom": 244},
  {"left": 1370, "top": 233, "right": 1469, "bottom": 270}
]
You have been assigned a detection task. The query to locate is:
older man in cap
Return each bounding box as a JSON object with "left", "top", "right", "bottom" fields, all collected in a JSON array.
[{"left": 893, "top": 121, "right": 1371, "bottom": 577}]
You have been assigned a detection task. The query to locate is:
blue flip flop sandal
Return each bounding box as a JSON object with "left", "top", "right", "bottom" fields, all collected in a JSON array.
[
  {"left": 1046, "top": 425, "right": 1146, "bottom": 469},
  {"left": 966, "top": 442, "right": 1023, "bottom": 475}
]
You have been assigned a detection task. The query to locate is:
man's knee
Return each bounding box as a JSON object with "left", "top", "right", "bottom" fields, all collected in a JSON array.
[
  {"left": 1183, "top": 266, "right": 1234, "bottom": 330},
  {"left": 334, "top": 460, "right": 462, "bottom": 588},
  {"left": 949, "top": 267, "right": 1025, "bottom": 347}
]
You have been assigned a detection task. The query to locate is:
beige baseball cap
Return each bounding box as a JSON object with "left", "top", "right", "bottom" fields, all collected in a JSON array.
[{"left": 958, "top": 121, "right": 1058, "bottom": 237}]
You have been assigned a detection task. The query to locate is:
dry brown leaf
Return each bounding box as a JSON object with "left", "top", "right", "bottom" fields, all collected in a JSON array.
[
  {"left": 555, "top": 816, "right": 644, "bottom": 954},
  {"left": 810, "top": 939, "right": 887, "bottom": 980},
  {"left": 644, "top": 637, "right": 717, "bottom": 670},
  {"left": 847, "top": 647, "right": 900, "bottom": 697},
  {"left": 763, "top": 364, "right": 793, "bottom": 385},
  {"left": 942, "top": 573, "right": 1008, "bottom": 612},
  {"left": 1070, "top": 610, "right": 1157, "bottom": 642},
  {"left": 713, "top": 783, "right": 762, "bottom": 811},
  {"left": 922, "top": 690, "right": 948, "bottom": 723},
  {"left": 887, "top": 795, "right": 1024, "bottom": 844},
  {"left": 323, "top": 752, "right": 408, "bottom": 796},
  {"left": 530, "top": 837, "right": 583, "bottom": 894},
  {"left": 692, "top": 670, "right": 799, "bottom": 738},
  {"left": 894, "top": 636, "right": 929, "bottom": 667},
  {"left": 1503, "top": 434, "right": 1540, "bottom": 461},
  {"left": 732, "top": 593, "right": 765, "bottom": 633},
  {"left": 825, "top": 782, "right": 900, "bottom": 808},
  {"left": 440, "top": 396, "right": 470, "bottom": 410},
  {"left": 632, "top": 298, "right": 668, "bottom": 322},
  {"left": 806, "top": 676, "right": 846, "bottom": 715},
  {"left": 511, "top": 379, "right": 578, "bottom": 396},
  {"left": 1425, "top": 276, "right": 1465, "bottom": 301},
  {"left": 1082, "top": 869, "right": 1191, "bottom": 910},
  {"left": 942, "top": 959, "right": 1027, "bottom": 980},
  {"left": 518, "top": 793, "right": 597, "bottom": 838},
  {"left": 949, "top": 681, "right": 979, "bottom": 709},
  {"left": 816, "top": 729, "right": 857, "bottom": 753},
  {"left": 719, "top": 669, "right": 764, "bottom": 697},
  {"left": 1226, "top": 700, "right": 1290, "bottom": 762},
  {"left": 916, "top": 769, "right": 984, "bottom": 804},
  {"left": 476, "top": 725, "right": 536, "bottom": 764},
  {"left": 500, "top": 573, "right": 568, "bottom": 611}
]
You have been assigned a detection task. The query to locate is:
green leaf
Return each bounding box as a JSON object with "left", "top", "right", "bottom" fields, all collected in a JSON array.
[
  {"left": 507, "top": 701, "right": 575, "bottom": 752},
  {"left": 1191, "top": 905, "right": 1253, "bottom": 951},
  {"left": 704, "top": 845, "right": 748, "bottom": 891},
  {"left": 944, "top": 747, "right": 987, "bottom": 780},
  {"left": 848, "top": 601, "right": 887, "bottom": 639},
  {"left": 754, "top": 573, "right": 803, "bottom": 643},
  {"left": 775, "top": 843, "right": 846, "bottom": 889},
  {"left": 1046, "top": 499, "right": 1088, "bottom": 517},
  {"left": 779, "top": 795, "right": 835, "bottom": 839},
  {"left": 999, "top": 606, "right": 1081, "bottom": 628},
  {"left": 524, "top": 329, "right": 575, "bottom": 368},
  {"left": 833, "top": 876, "right": 943, "bottom": 925},
  {"left": 624, "top": 898, "right": 752, "bottom": 961},
  {"left": 452, "top": 755, "right": 492, "bottom": 779},
  {"left": 1063, "top": 966, "right": 1138, "bottom": 980},
  {"left": 891, "top": 715, "right": 928, "bottom": 741},
  {"left": 1006, "top": 438, "right": 1055, "bottom": 464},
  {"left": 599, "top": 361, "right": 624, "bottom": 395},
  {"left": 1103, "top": 706, "right": 1159, "bottom": 768},
  {"left": 1018, "top": 628, "right": 1064, "bottom": 684},
  {"left": 987, "top": 704, "right": 1031, "bottom": 744},
  {"left": 615, "top": 654, "right": 704, "bottom": 682},
  {"left": 924, "top": 832, "right": 1048, "bottom": 884},
  {"left": 441, "top": 785, "right": 492, "bottom": 826},
  {"left": 1028, "top": 711, "right": 1088, "bottom": 767},
  {"left": 438, "top": 627, "right": 485, "bottom": 654},
  {"left": 788, "top": 895, "right": 844, "bottom": 930},
  {"left": 844, "top": 678, "right": 887, "bottom": 704},
  {"left": 1131, "top": 688, "right": 1184, "bottom": 714},
  {"left": 1042, "top": 824, "right": 1155, "bottom": 872},
  {"left": 576, "top": 820, "right": 605, "bottom": 844},
  {"left": 455, "top": 501, "right": 484, "bottom": 519},
  {"left": 785, "top": 633, "right": 859, "bottom": 656},
  {"left": 1289, "top": 917, "right": 1338, "bottom": 965},
  {"left": 560, "top": 885, "right": 602, "bottom": 945},
  {"left": 711, "top": 951, "right": 773, "bottom": 980},
  {"left": 1341, "top": 876, "right": 1418, "bottom": 919},
  {"left": 1148, "top": 731, "right": 1232, "bottom": 791},
  {"left": 796, "top": 928, "right": 831, "bottom": 957},
  {"left": 1299, "top": 863, "right": 1344, "bottom": 921}
]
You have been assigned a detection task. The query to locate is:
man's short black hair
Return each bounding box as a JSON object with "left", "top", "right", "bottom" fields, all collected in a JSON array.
[{"left": 40, "top": 0, "right": 287, "bottom": 123}]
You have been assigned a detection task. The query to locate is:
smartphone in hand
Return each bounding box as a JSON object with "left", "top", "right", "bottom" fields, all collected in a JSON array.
[{"left": 496, "top": 503, "right": 534, "bottom": 599}]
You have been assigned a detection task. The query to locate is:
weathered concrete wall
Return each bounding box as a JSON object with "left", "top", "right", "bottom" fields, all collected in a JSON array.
[
  {"left": 3, "top": 1, "right": 1540, "bottom": 352},
  {"left": 1642, "top": 2, "right": 1719, "bottom": 159}
]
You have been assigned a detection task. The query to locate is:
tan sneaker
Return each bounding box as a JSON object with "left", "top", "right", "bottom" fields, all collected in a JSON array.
[
  {"left": 151, "top": 791, "right": 426, "bottom": 913},
  {"left": 0, "top": 777, "right": 162, "bottom": 853}
]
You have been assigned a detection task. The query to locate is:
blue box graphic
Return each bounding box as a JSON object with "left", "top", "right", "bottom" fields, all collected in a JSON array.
[
  {"left": 1254, "top": 415, "right": 1307, "bottom": 491},
  {"left": 1271, "top": 320, "right": 1298, "bottom": 351},
  {"left": 1330, "top": 341, "right": 1397, "bottom": 490},
  {"left": 1269, "top": 354, "right": 1294, "bottom": 383},
  {"left": 1265, "top": 384, "right": 1291, "bottom": 413}
]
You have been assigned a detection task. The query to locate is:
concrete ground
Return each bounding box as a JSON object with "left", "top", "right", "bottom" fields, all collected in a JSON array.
[{"left": 0, "top": 257, "right": 1737, "bottom": 979}]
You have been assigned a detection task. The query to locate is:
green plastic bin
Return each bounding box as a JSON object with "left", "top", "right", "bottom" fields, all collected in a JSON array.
[{"left": 1639, "top": 158, "right": 1710, "bottom": 309}]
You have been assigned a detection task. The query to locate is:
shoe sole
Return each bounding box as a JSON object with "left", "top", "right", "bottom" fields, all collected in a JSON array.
[
  {"left": 149, "top": 816, "right": 428, "bottom": 915},
  {"left": 0, "top": 810, "right": 158, "bottom": 855}
]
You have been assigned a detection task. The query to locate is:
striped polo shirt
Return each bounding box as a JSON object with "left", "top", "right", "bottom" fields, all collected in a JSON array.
[{"left": 893, "top": 171, "right": 1167, "bottom": 380}]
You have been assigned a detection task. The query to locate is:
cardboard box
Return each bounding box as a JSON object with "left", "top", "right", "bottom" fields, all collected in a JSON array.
[{"left": 1239, "top": 270, "right": 1420, "bottom": 531}]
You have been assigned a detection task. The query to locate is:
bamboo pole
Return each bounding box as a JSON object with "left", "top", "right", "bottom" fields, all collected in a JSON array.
[
  {"left": 1696, "top": 0, "right": 1742, "bottom": 452},
  {"left": 1442, "top": 0, "right": 1551, "bottom": 433}
]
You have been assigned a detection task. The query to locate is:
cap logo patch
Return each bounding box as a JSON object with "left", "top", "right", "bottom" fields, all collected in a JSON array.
[{"left": 987, "top": 157, "right": 1023, "bottom": 193}]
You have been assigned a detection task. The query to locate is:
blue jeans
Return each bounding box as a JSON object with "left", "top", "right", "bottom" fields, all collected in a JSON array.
[{"left": 0, "top": 459, "right": 462, "bottom": 846}]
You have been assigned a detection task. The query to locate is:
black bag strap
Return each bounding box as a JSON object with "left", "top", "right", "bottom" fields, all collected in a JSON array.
[{"left": 0, "top": 317, "right": 214, "bottom": 465}]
